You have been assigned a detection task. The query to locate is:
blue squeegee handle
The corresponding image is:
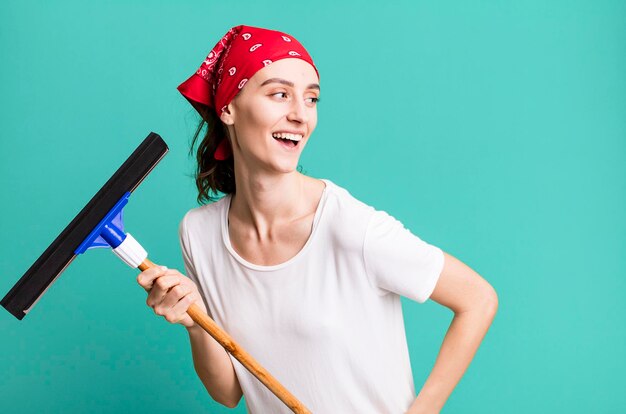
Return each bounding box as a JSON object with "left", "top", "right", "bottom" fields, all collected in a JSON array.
[
  {"left": 100, "top": 222, "right": 125, "bottom": 248},
  {"left": 74, "top": 192, "right": 148, "bottom": 267}
]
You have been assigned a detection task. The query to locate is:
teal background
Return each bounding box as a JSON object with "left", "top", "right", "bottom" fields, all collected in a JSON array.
[{"left": 1, "top": 1, "right": 624, "bottom": 412}]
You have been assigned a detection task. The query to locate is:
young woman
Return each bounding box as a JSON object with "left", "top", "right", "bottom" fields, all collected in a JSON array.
[{"left": 136, "top": 25, "right": 498, "bottom": 414}]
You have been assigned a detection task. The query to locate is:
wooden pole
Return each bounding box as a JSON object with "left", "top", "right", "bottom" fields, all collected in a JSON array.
[{"left": 138, "top": 258, "right": 311, "bottom": 414}]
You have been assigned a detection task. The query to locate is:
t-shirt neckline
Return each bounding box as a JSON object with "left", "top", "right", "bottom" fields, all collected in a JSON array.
[{"left": 221, "top": 178, "right": 331, "bottom": 271}]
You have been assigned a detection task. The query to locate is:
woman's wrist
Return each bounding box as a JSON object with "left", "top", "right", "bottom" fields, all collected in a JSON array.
[
  {"left": 186, "top": 323, "right": 204, "bottom": 336},
  {"left": 407, "top": 395, "right": 442, "bottom": 414}
]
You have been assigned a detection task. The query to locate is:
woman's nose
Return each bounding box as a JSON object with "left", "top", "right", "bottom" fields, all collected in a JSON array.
[{"left": 287, "top": 98, "right": 308, "bottom": 123}]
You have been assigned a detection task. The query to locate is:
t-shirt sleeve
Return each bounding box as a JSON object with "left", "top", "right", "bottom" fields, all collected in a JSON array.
[
  {"left": 363, "top": 210, "right": 445, "bottom": 303},
  {"left": 178, "top": 213, "right": 198, "bottom": 283},
  {"left": 178, "top": 212, "right": 212, "bottom": 316}
]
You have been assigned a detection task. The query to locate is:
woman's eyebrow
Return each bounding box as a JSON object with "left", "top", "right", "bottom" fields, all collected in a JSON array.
[{"left": 260, "top": 77, "right": 320, "bottom": 91}]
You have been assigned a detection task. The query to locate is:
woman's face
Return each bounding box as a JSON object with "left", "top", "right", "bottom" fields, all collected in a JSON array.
[{"left": 221, "top": 58, "right": 320, "bottom": 174}]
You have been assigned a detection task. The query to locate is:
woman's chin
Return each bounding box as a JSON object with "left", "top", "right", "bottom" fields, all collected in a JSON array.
[
  {"left": 272, "top": 158, "right": 301, "bottom": 174},
  {"left": 266, "top": 147, "right": 304, "bottom": 172}
]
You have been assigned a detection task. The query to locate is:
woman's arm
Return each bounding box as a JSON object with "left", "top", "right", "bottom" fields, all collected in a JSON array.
[
  {"left": 137, "top": 266, "right": 243, "bottom": 408},
  {"left": 186, "top": 325, "right": 244, "bottom": 408},
  {"left": 407, "top": 252, "right": 498, "bottom": 414}
]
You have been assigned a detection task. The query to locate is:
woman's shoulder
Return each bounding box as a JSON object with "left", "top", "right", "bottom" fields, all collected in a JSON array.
[
  {"left": 179, "top": 195, "right": 230, "bottom": 232},
  {"left": 321, "top": 178, "right": 376, "bottom": 215},
  {"left": 319, "top": 178, "right": 377, "bottom": 238}
]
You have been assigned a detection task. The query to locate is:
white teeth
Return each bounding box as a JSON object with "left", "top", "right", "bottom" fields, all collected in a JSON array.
[{"left": 272, "top": 132, "right": 303, "bottom": 141}]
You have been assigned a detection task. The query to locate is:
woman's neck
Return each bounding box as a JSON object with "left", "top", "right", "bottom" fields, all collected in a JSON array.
[{"left": 230, "top": 168, "right": 307, "bottom": 235}]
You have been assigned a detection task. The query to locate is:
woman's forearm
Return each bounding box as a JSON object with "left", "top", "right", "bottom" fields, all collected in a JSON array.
[
  {"left": 408, "top": 300, "right": 498, "bottom": 413},
  {"left": 187, "top": 325, "right": 243, "bottom": 408}
]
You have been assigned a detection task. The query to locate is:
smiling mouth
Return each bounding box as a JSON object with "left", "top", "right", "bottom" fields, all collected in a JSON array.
[
  {"left": 274, "top": 137, "right": 299, "bottom": 148},
  {"left": 271, "top": 132, "right": 303, "bottom": 149}
]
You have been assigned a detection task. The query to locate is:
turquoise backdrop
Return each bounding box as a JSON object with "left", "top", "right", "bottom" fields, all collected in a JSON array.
[{"left": 1, "top": 1, "right": 624, "bottom": 413}]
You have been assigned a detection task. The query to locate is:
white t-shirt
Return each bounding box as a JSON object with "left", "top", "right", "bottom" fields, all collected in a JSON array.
[{"left": 178, "top": 178, "right": 445, "bottom": 414}]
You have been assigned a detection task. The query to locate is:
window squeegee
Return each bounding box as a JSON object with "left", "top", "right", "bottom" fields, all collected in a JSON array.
[{"left": 2, "top": 132, "right": 311, "bottom": 414}]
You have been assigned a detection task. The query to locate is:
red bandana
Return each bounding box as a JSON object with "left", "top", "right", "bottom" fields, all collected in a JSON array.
[{"left": 177, "top": 25, "right": 319, "bottom": 160}]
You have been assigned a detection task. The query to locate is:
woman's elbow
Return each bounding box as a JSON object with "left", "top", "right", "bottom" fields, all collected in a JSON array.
[
  {"left": 215, "top": 391, "right": 242, "bottom": 409},
  {"left": 222, "top": 398, "right": 241, "bottom": 409},
  {"left": 481, "top": 283, "right": 499, "bottom": 319}
]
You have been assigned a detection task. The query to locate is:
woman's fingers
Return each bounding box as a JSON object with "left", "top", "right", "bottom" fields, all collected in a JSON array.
[
  {"left": 137, "top": 265, "right": 169, "bottom": 291},
  {"left": 146, "top": 275, "right": 183, "bottom": 307},
  {"left": 158, "top": 282, "right": 190, "bottom": 310},
  {"left": 166, "top": 291, "right": 197, "bottom": 324},
  {"left": 137, "top": 266, "right": 206, "bottom": 328}
]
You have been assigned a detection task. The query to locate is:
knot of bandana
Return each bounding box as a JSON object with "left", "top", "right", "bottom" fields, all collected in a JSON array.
[{"left": 177, "top": 25, "right": 319, "bottom": 160}]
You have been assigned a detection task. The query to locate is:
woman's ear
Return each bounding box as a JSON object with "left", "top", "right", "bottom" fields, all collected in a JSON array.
[{"left": 220, "top": 103, "right": 235, "bottom": 125}]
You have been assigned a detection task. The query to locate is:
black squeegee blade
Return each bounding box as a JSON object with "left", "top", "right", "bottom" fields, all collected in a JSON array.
[{"left": 1, "top": 132, "right": 168, "bottom": 320}]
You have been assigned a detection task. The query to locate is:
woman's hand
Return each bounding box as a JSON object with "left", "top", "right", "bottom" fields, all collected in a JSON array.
[{"left": 136, "top": 266, "right": 207, "bottom": 329}]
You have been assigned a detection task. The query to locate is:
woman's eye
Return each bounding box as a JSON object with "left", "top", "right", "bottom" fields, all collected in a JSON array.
[{"left": 271, "top": 92, "right": 319, "bottom": 104}]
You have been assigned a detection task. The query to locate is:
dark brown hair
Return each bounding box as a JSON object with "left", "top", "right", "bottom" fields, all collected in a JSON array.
[{"left": 189, "top": 107, "right": 236, "bottom": 204}]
